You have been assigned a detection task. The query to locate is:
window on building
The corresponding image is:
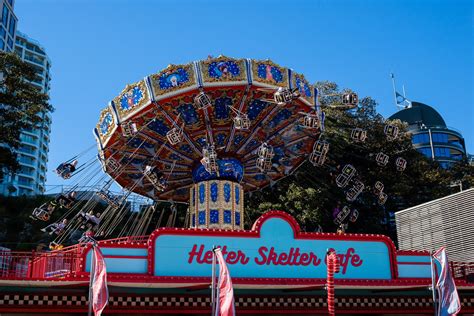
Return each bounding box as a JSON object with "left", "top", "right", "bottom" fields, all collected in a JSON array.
[
  {"left": 20, "top": 166, "right": 34, "bottom": 176},
  {"left": 417, "top": 147, "right": 432, "bottom": 158},
  {"left": 412, "top": 133, "right": 430, "bottom": 144},
  {"left": 14, "top": 45, "right": 22, "bottom": 55},
  {"left": 434, "top": 147, "right": 450, "bottom": 158},
  {"left": 8, "top": 15, "right": 15, "bottom": 36},
  {"left": 20, "top": 133, "right": 37, "bottom": 144},
  {"left": 7, "top": 35, "right": 12, "bottom": 48},
  {"left": 18, "top": 176, "right": 32, "bottom": 185},
  {"left": 25, "top": 42, "right": 34, "bottom": 51},
  {"left": 0, "top": 26, "right": 5, "bottom": 39},
  {"left": 431, "top": 133, "right": 448, "bottom": 143},
  {"left": 20, "top": 144, "right": 36, "bottom": 155},
  {"left": 0, "top": 39, "right": 4, "bottom": 50},
  {"left": 19, "top": 155, "right": 35, "bottom": 165},
  {"left": 8, "top": 0, "right": 14, "bottom": 7},
  {"left": 2, "top": 5, "right": 8, "bottom": 26}
]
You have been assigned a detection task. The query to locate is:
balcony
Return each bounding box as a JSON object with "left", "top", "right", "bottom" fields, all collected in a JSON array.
[{"left": 23, "top": 54, "right": 45, "bottom": 67}]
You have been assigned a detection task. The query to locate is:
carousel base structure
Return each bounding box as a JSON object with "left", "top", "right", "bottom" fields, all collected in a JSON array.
[{"left": 1, "top": 211, "right": 473, "bottom": 315}]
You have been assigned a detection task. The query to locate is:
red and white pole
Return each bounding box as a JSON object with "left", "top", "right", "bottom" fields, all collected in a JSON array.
[{"left": 326, "top": 249, "right": 340, "bottom": 316}]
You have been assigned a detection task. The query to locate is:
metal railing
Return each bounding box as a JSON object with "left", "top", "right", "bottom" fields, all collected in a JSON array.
[
  {"left": 0, "top": 246, "right": 83, "bottom": 280},
  {"left": 451, "top": 262, "right": 474, "bottom": 283},
  {"left": 98, "top": 235, "right": 149, "bottom": 245}
]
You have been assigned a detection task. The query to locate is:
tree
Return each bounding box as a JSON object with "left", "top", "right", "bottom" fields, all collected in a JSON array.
[
  {"left": 245, "top": 81, "right": 474, "bottom": 241},
  {"left": 0, "top": 52, "right": 53, "bottom": 181}
]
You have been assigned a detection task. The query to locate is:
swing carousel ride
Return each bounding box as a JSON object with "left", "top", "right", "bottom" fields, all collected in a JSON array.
[
  {"left": 14, "top": 56, "right": 474, "bottom": 316},
  {"left": 32, "top": 56, "right": 405, "bottom": 248}
]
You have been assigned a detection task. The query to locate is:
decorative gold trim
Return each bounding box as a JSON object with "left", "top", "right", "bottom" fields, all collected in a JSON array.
[
  {"left": 96, "top": 107, "right": 115, "bottom": 140},
  {"left": 292, "top": 72, "right": 314, "bottom": 104},
  {"left": 251, "top": 59, "right": 288, "bottom": 87},
  {"left": 200, "top": 55, "right": 246, "bottom": 83},
  {"left": 189, "top": 180, "right": 244, "bottom": 230},
  {"left": 149, "top": 63, "right": 196, "bottom": 97},
  {"left": 113, "top": 80, "right": 150, "bottom": 119}
]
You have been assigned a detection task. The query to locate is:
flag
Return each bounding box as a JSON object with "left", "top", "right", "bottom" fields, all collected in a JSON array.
[
  {"left": 92, "top": 246, "right": 108, "bottom": 316},
  {"left": 396, "top": 91, "right": 408, "bottom": 105},
  {"left": 433, "top": 247, "right": 461, "bottom": 316},
  {"left": 214, "top": 248, "right": 235, "bottom": 316},
  {"left": 326, "top": 250, "right": 340, "bottom": 316}
]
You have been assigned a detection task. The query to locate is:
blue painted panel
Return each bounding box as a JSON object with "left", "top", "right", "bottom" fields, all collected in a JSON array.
[
  {"left": 210, "top": 182, "right": 218, "bottom": 202},
  {"left": 257, "top": 63, "right": 283, "bottom": 83},
  {"left": 192, "top": 158, "right": 244, "bottom": 183},
  {"left": 224, "top": 183, "right": 231, "bottom": 202},
  {"left": 86, "top": 257, "right": 147, "bottom": 274},
  {"left": 198, "top": 211, "right": 206, "bottom": 225},
  {"left": 214, "top": 97, "right": 231, "bottom": 120},
  {"left": 85, "top": 248, "right": 148, "bottom": 274},
  {"left": 154, "top": 217, "right": 393, "bottom": 280},
  {"left": 208, "top": 60, "right": 240, "bottom": 79},
  {"left": 397, "top": 255, "right": 431, "bottom": 263},
  {"left": 199, "top": 183, "right": 205, "bottom": 204},
  {"left": 397, "top": 264, "right": 431, "bottom": 278},
  {"left": 223, "top": 210, "right": 232, "bottom": 224},
  {"left": 120, "top": 86, "right": 144, "bottom": 110},
  {"left": 235, "top": 212, "right": 241, "bottom": 225},
  {"left": 210, "top": 210, "right": 219, "bottom": 224},
  {"left": 235, "top": 186, "right": 240, "bottom": 205}
]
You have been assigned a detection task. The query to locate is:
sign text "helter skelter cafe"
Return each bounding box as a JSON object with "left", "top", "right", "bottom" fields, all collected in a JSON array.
[{"left": 188, "top": 245, "right": 363, "bottom": 275}]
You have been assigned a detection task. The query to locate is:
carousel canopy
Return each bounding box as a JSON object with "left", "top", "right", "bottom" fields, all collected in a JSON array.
[{"left": 94, "top": 56, "right": 322, "bottom": 202}]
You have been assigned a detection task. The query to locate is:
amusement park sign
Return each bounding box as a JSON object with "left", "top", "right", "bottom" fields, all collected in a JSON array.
[{"left": 149, "top": 211, "right": 396, "bottom": 280}]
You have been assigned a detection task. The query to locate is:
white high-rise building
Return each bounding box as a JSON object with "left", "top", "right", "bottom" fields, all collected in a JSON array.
[
  {"left": 0, "top": 0, "right": 17, "bottom": 52},
  {"left": 0, "top": 31, "right": 52, "bottom": 196}
]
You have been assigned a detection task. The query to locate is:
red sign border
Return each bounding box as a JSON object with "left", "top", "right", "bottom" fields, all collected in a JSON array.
[{"left": 147, "top": 210, "right": 399, "bottom": 281}]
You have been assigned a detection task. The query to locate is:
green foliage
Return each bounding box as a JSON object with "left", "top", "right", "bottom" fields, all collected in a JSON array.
[
  {"left": 0, "top": 52, "right": 53, "bottom": 181},
  {"left": 0, "top": 195, "right": 112, "bottom": 250},
  {"left": 245, "top": 82, "right": 474, "bottom": 240}
]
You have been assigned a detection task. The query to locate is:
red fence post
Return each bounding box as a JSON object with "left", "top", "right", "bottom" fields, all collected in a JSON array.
[{"left": 28, "top": 250, "right": 35, "bottom": 278}]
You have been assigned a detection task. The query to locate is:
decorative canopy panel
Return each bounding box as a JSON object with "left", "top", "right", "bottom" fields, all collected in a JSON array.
[{"left": 95, "top": 56, "right": 321, "bottom": 202}]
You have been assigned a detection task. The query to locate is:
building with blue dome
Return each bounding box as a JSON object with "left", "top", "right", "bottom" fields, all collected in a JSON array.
[{"left": 389, "top": 102, "right": 466, "bottom": 168}]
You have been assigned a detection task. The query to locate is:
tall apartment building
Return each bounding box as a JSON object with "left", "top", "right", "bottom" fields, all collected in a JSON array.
[
  {"left": 0, "top": 0, "right": 17, "bottom": 52},
  {"left": 0, "top": 31, "right": 52, "bottom": 196}
]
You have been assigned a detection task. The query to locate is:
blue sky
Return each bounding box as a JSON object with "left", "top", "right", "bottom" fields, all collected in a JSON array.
[{"left": 16, "top": 0, "right": 473, "bottom": 188}]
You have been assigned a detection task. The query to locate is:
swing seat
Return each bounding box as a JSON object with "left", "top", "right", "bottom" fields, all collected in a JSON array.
[
  {"left": 395, "top": 157, "right": 407, "bottom": 172},
  {"left": 376, "top": 152, "right": 389, "bottom": 166},
  {"left": 166, "top": 127, "right": 183, "bottom": 145},
  {"left": 378, "top": 192, "right": 388, "bottom": 205},
  {"left": 233, "top": 114, "right": 251, "bottom": 130},
  {"left": 302, "top": 114, "right": 321, "bottom": 129},
  {"left": 333, "top": 206, "right": 351, "bottom": 225},
  {"left": 373, "top": 181, "right": 384, "bottom": 194},
  {"left": 384, "top": 124, "right": 399, "bottom": 141},
  {"left": 274, "top": 88, "right": 295, "bottom": 105},
  {"left": 32, "top": 205, "right": 50, "bottom": 221},
  {"left": 256, "top": 156, "right": 272, "bottom": 173},
  {"left": 96, "top": 190, "right": 119, "bottom": 208},
  {"left": 55, "top": 165, "right": 72, "bottom": 179},
  {"left": 351, "top": 128, "right": 367, "bottom": 142},
  {"left": 194, "top": 92, "right": 212, "bottom": 109},
  {"left": 121, "top": 121, "right": 138, "bottom": 137},
  {"left": 257, "top": 143, "right": 274, "bottom": 160},
  {"left": 336, "top": 164, "right": 356, "bottom": 188},
  {"left": 342, "top": 93, "right": 358, "bottom": 106},
  {"left": 346, "top": 180, "right": 365, "bottom": 202}
]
